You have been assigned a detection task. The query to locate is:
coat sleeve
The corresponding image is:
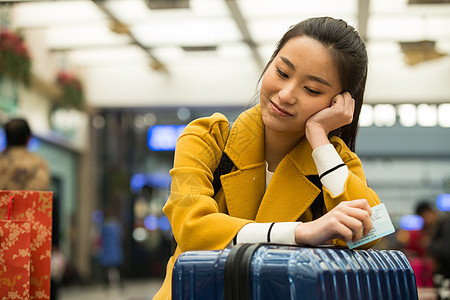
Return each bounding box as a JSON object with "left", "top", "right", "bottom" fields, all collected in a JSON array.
[
  {"left": 324, "top": 137, "right": 381, "bottom": 249},
  {"left": 163, "top": 113, "right": 252, "bottom": 252}
]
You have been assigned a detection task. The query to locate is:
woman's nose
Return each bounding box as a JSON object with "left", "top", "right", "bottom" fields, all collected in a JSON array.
[{"left": 278, "top": 83, "right": 297, "bottom": 104}]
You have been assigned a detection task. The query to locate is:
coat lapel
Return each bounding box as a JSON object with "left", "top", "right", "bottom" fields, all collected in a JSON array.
[
  {"left": 256, "top": 138, "right": 321, "bottom": 222},
  {"left": 221, "top": 105, "right": 266, "bottom": 220},
  {"left": 221, "top": 165, "right": 265, "bottom": 220}
]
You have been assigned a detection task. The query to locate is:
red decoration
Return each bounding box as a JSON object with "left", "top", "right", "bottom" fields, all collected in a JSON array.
[
  {"left": 0, "top": 30, "right": 31, "bottom": 85},
  {"left": 57, "top": 71, "right": 84, "bottom": 109}
]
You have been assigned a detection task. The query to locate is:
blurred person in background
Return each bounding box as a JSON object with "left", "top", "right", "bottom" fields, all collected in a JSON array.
[
  {"left": 0, "top": 118, "right": 50, "bottom": 190},
  {"left": 50, "top": 245, "right": 67, "bottom": 300},
  {"left": 406, "top": 201, "right": 439, "bottom": 257},
  {"left": 98, "top": 206, "right": 125, "bottom": 291},
  {"left": 403, "top": 201, "right": 438, "bottom": 287},
  {"left": 426, "top": 202, "right": 450, "bottom": 289}
]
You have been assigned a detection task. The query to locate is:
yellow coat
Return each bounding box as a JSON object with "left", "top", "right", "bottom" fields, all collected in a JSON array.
[{"left": 153, "top": 104, "right": 381, "bottom": 299}]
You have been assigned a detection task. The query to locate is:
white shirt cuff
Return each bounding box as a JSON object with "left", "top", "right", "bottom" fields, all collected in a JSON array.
[
  {"left": 235, "top": 222, "right": 301, "bottom": 245},
  {"left": 311, "top": 143, "right": 348, "bottom": 196}
]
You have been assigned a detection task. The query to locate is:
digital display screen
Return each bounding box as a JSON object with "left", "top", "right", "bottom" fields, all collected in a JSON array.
[{"left": 147, "top": 124, "right": 186, "bottom": 151}]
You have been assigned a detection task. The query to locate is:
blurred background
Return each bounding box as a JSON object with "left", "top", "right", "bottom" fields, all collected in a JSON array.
[{"left": 0, "top": 0, "right": 449, "bottom": 299}]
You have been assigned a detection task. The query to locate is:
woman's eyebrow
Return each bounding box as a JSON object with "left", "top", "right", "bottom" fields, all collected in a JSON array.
[
  {"left": 306, "top": 75, "right": 332, "bottom": 87},
  {"left": 280, "top": 56, "right": 295, "bottom": 70},
  {"left": 280, "top": 56, "right": 332, "bottom": 87}
]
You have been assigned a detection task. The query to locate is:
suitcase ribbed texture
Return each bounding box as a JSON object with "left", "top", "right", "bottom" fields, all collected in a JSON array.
[{"left": 172, "top": 244, "right": 418, "bottom": 300}]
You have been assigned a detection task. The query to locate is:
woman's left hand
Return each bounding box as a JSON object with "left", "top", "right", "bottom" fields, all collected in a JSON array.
[{"left": 305, "top": 92, "right": 355, "bottom": 149}]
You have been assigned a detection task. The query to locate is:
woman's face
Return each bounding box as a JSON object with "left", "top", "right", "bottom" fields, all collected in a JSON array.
[{"left": 260, "top": 36, "right": 342, "bottom": 139}]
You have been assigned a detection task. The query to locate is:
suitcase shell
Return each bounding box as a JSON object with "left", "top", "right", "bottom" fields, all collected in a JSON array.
[{"left": 172, "top": 244, "right": 418, "bottom": 300}]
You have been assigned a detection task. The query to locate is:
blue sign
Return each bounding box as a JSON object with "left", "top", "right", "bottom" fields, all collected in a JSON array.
[
  {"left": 399, "top": 215, "right": 424, "bottom": 231},
  {"left": 147, "top": 124, "right": 186, "bottom": 151},
  {"left": 436, "top": 193, "right": 450, "bottom": 212},
  {"left": 130, "top": 172, "right": 171, "bottom": 192}
]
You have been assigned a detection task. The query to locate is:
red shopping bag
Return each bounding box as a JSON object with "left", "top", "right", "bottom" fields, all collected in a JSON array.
[
  {"left": 0, "top": 217, "right": 31, "bottom": 299},
  {"left": 0, "top": 191, "right": 53, "bottom": 299}
]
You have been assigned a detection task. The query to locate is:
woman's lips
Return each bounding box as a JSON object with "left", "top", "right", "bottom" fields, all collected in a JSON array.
[{"left": 270, "top": 100, "right": 292, "bottom": 117}]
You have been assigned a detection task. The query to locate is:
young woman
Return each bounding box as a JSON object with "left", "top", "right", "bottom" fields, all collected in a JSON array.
[{"left": 153, "top": 17, "right": 381, "bottom": 299}]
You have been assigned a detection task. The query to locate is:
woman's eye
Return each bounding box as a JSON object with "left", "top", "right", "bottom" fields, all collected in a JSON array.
[
  {"left": 305, "top": 87, "right": 320, "bottom": 95},
  {"left": 276, "top": 68, "right": 288, "bottom": 78}
]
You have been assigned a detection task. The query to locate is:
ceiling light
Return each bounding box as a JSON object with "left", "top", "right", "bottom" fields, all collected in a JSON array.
[
  {"left": 438, "top": 104, "right": 450, "bottom": 127},
  {"left": 373, "top": 104, "right": 396, "bottom": 127},
  {"left": 417, "top": 103, "right": 438, "bottom": 126},
  {"left": 397, "top": 104, "right": 417, "bottom": 127},
  {"left": 359, "top": 104, "right": 374, "bottom": 127}
]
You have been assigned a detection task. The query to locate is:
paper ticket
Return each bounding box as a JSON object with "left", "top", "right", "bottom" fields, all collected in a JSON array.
[{"left": 347, "top": 203, "right": 395, "bottom": 250}]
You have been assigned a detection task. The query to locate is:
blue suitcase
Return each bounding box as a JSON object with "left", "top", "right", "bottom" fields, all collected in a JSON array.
[{"left": 172, "top": 243, "right": 418, "bottom": 299}]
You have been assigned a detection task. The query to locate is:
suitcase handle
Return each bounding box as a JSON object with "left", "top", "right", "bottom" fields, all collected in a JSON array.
[{"left": 224, "top": 243, "right": 263, "bottom": 300}]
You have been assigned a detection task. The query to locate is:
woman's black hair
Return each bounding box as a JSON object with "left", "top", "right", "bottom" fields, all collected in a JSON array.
[{"left": 258, "top": 17, "right": 368, "bottom": 151}]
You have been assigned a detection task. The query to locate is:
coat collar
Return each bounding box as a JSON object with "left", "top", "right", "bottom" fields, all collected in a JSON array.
[
  {"left": 224, "top": 104, "right": 265, "bottom": 170},
  {"left": 221, "top": 104, "right": 321, "bottom": 222}
]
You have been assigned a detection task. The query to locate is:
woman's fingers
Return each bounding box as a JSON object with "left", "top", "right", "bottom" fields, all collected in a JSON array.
[
  {"left": 295, "top": 199, "right": 374, "bottom": 246},
  {"left": 332, "top": 92, "right": 354, "bottom": 115},
  {"left": 337, "top": 199, "right": 373, "bottom": 240},
  {"left": 343, "top": 198, "right": 372, "bottom": 214},
  {"left": 328, "top": 200, "right": 373, "bottom": 242}
]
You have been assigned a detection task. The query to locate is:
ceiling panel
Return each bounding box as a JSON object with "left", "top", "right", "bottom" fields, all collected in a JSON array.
[
  {"left": 132, "top": 17, "right": 242, "bottom": 47},
  {"left": 371, "top": 0, "right": 450, "bottom": 14},
  {"left": 68, "top": 45, "right": 148, "bottom": 67},
  {"left": 237, "top": 0, "right": 357, "bottom": 18},
  {"left": 6, "top": 0, "right": 450, "bottom": 107},
  {"left": 247, "top": 16, "right": 358, "bottom": 44},
  {"left": 12, "top": 0, "right": 105, "bottom": 27},
  {"left": 105, "top": 0, "right": 230, "bottom": 22},
  {"left": 368, "top": 15, "right": 450, "bottom": 41},
  {"left": 45, "top": 21, "right": 132, "bottom": 49},
  {"left": 152, "top": 42, "right": 253, "bottom": 63}
]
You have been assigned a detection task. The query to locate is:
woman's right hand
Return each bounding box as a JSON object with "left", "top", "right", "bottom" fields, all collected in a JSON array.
[
  {"left": 295, "top": 199, "right": 373, "bottom": 246},
  {"left": 305, "top": 92, "right": 355, "bottom": 150}
]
